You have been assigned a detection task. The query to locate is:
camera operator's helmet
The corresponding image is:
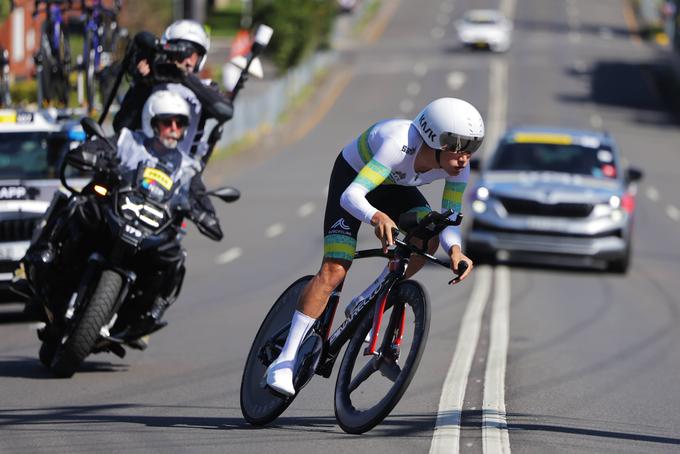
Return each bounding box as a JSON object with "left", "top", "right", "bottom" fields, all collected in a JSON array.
[
  {"left": 142, "top": 90, "right": 190, "bottom": 139},
  {"left": 161, "top": 19, "right": 210, "bottom": 72},
  {"left": 413, "top": 98, "right": 485, "bottom": 153}
]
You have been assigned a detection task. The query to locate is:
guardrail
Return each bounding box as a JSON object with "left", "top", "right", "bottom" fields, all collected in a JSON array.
[{"left": 216, "top": 50, "right": 338, "bottom": 150}]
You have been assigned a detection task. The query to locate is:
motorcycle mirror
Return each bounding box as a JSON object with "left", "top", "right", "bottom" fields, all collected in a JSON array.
[
  {"left": 81, "top": 117, "right": 106, "bottom": 139},
  {"left": 254, "top": 24, "right": 273, "bottom": 48},
  {"left": 209, "top": 186, "right": 241, "bottom": 203}
]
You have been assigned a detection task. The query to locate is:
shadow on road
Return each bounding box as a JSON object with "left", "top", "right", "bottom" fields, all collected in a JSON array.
[{"left": 0, "top": 356, "right": 128, "bottom": 379}]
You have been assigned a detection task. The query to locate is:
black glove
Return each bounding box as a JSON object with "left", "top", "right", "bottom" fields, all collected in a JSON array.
[
  {"left": 193, "top": 210, "right": 223, "bottom": 241},
  {"left": 66, "top": 140, "right": 117, "bottom": 172}
]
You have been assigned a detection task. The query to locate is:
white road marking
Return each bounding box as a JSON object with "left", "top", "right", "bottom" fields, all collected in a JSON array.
[
  {"left": 400, "top": 98, "right": 415, "bottom": 113},
  {"left": 215, "top": 247, "right": 242, "bottom": 265},
  {"left": 441, "top": 2, "right": 454, "bottom": 14},
  {"left": 265, "top": 223, "right": 285, "bottom": 238},
  {"left": 483, "top": 266, "right": 511, "bottom": 454},
  {"left": 646, "top": 186, "right": 659, "bottom": 201},
  {"left": 431, "top": 27, "right": 446, "bottom": 40},
  {"left": 297, "top": 202, "right": 315, "bottom": 217},
  {"left": 407, "top": 81, "right": 421, "bottom": 96},
  {"left": 589, "top": 114, "right": 603, "bottom": 129},
  {"left": 447, "top": 71, "right": 466, "bottom": 91},
  {"left": 414, "top": 62, "right": 429, "bottom": 77},
  {"left": 429, "top": 266, "right": 493, "bottom": 454},
  {"left": 667, "top": 205, "right": 680, "bottom": 221}
]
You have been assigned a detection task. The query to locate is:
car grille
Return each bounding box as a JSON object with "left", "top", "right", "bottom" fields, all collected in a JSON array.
[
  {"left": 0, "top": 218, "right": 41, "bottom": 242},
  {"left": 498, "top": 196, "right": 593, "bottom": 218}
]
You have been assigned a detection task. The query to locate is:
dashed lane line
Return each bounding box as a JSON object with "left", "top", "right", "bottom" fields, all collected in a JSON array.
[
  {"left": 297, "top": 202, "right": 315, "bottom": 217},
  {"left": 215, "top": 247, "right": 242, "bottom": 265},
  {"left": 265, "top": 223, "right": 285, "bottom": 238}
]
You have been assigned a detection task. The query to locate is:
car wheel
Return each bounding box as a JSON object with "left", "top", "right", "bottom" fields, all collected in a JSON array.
[{"left": 607, "top": 244, "right": 631, "bottom": 274}]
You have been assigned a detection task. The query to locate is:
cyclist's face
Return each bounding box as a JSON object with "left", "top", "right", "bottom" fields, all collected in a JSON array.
[{"left": 439, "top": 149, "right": 472, "bottom": 176}]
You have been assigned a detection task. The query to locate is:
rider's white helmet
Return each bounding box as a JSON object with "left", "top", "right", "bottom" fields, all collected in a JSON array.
[
  {"left": 413, "top": 98, "right": 485, "bottom": 153},
  {"left": 161, "top": 19, "right": 210, "bottom": 72},
  {"left": 142, "top": 90, "right": 190, "bottom": 139}
]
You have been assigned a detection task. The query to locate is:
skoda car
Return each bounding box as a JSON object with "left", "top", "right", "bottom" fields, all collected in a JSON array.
[
  {"left": 455, "top": 9, "right": 512, "bottom": 52},
  {"left": 464, "top": 127, "right": 643, "bottom": 272},
  {"left": 0, "top": 108, "right": 86, "bottom": 301}
]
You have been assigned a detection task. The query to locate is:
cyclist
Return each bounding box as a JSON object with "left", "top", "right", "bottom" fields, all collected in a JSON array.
[{"left": 266, "top": 97, "right": 484, "bottom": 396}]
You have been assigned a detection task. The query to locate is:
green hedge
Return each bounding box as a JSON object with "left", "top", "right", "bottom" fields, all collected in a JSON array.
[{"left": 253, "top": 0, "right": 337, "bottom": 72}]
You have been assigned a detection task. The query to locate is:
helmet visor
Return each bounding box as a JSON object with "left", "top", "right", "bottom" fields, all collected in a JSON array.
[{"left": 440, "top": 132, "right": 484, "bottom": 154}]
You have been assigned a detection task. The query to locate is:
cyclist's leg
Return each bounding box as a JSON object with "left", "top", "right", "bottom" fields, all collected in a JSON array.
[
  {"left": 267, "top": 154, "right": 360, "bottom": 395},
  {"left": 367, "top": 186, "right": 435, "bottom": 277}
]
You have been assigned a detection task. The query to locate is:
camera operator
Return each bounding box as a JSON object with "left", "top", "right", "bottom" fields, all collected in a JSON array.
[{"left": 114, "top": 20, "right": 234, "bottom": 239}]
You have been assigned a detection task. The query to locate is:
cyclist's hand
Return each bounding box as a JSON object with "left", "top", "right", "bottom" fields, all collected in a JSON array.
[
  {"left": 449, "top": 245, "right": 473, "bottom": 284},
  {"left": 137, "top": 59, "right": 150, "bottom": 77},
  {"left": 371, "top": 211, "right": 397, "bottom": 253}
]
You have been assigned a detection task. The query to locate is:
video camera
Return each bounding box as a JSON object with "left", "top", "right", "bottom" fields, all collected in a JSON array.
[{"left": 131, "top": 31, "right": 194, "bottom": 82}]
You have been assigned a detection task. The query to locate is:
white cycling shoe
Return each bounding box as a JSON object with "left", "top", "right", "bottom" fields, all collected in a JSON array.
[{"left": 265, "top": 358, "right": 296, "bottom": 396}]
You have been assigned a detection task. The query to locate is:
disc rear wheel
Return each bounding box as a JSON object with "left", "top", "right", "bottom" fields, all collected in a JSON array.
[{"left": 240, "top": 276, "right": 313, "bottom": 425}]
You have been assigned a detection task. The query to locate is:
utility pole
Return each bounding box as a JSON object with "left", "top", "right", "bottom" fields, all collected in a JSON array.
[{"left": 183, "top": 0, "right": 207, "bottom": 23}]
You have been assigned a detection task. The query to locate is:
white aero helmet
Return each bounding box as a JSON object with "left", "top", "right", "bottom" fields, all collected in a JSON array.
[
  {"left": 142, "top": 90, "right": 190, "bottom": 138},
  {"left": 413, "top": 98, "right": 485, "bottom": 153},
  {"left": 162, "top": 19, "right": 210, "bottom": 72}
]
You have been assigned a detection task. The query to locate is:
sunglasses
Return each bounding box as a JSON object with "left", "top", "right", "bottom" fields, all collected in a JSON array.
[{"left": 155, "top": 116, "right": 188, "bottom": 128}]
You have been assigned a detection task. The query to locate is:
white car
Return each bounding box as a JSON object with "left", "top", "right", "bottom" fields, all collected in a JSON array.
[
  {"left": 456, "top": 9, "right": 512, "bottom": 52},
  {"left": 0, "top": 108, "right": 86, "bottom": 302}
]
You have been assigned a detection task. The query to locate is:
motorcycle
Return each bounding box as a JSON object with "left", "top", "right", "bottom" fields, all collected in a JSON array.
[{"left": 22, "top": 117, "right": 239, "bottom": 378}]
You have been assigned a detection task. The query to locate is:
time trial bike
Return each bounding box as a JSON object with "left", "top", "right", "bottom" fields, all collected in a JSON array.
[{"left": 240, "top": 209, "right": 467, "bottom": 434}]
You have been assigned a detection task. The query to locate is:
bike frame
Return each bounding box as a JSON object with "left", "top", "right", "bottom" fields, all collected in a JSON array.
[
  {"left": 274, "top": 210, "right": 464, "bottom": 380},
  {"left": 82, "top": 0, "right": 118, "bottom": 72}
]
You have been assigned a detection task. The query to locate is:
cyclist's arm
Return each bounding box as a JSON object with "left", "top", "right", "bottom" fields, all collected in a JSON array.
[
  {"left": 438, "top": 173, "right": 467, "bottom": 255},
  {"left": 339, "top": 137, "right": 401, "bottom": 224}
]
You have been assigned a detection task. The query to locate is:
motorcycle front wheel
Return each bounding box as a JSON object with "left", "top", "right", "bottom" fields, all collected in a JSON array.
[{"left": 50, "top": 270, "right": 122, "bottom": 378}]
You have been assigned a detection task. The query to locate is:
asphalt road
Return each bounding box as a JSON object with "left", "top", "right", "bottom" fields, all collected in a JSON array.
[{"left": 2, "top": 0, "right": 680, "bottom": 453}]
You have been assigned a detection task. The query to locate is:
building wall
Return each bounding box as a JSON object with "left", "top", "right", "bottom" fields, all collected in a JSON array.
[{"left": 0, "top": 0, "right": 42, "bottom": 79}]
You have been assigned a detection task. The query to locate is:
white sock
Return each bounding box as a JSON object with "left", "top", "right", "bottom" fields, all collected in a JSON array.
[{"left": 276, "top": 310, "right": 316, "bottom": 364}]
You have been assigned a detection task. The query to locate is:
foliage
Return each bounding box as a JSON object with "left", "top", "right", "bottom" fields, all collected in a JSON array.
[{"left": 253, "top": 0, "right": 337, "bottom": 72}]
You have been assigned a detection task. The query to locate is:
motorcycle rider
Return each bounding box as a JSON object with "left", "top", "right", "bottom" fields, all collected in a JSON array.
[
  {"left": 265, "top": 98, "right": 484, "bottom": 396},
  {"left": 18, "top": 91, "right": 221, "bottom": 338}
]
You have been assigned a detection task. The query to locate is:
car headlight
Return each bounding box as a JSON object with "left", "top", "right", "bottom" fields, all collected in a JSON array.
[
  {"left": 476, "top": 186, "right": 490, "bottom": 200},
  {"left": 472, "top": 200, "right": 487, "bottom": 214}
]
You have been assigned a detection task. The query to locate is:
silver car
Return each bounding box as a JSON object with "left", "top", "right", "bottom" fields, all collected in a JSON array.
[{"left": 464, "top": 127, "right": 643, "bottom": 272}]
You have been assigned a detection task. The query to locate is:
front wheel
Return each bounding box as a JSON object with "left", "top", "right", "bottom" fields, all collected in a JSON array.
[
  {"left": 50, "top": 270, "right": 122, "bottom": 378},
  {"left": 240, "top": 275, "right": 313, "bottom": 426},
  {"left": 334, "top": 280, "right": 430, "bottom": 434}
]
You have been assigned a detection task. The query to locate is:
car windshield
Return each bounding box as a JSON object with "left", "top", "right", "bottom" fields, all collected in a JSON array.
[
  {"left": 0, "top": 131, "right": 78, "bottom": 179},
  {"left": 489, "top": 141, "right": 618, "bottom": 179}
]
